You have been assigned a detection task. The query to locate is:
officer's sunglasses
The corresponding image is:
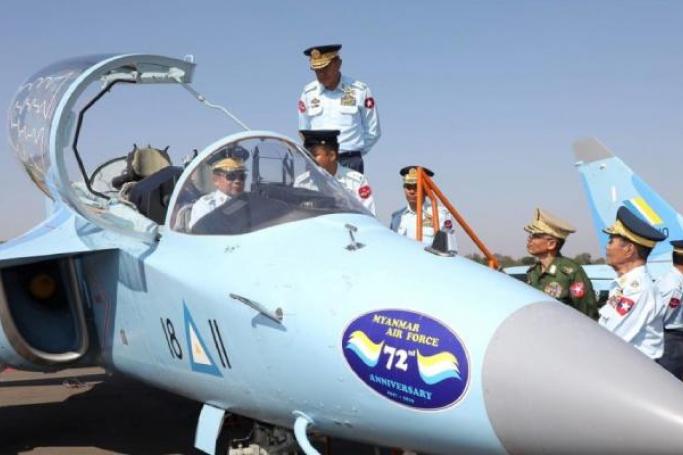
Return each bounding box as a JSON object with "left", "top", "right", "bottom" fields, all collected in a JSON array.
[
  {"left": 224, "top": 171, "right": 247, "bottom": 181},
  {"left": 403, "top": 184, "right": 418, "bottom": 190}
]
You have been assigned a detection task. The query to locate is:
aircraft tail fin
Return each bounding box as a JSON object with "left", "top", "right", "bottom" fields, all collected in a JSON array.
[{"left": 574, "top": 138, "right": 682, "bottom": 260}]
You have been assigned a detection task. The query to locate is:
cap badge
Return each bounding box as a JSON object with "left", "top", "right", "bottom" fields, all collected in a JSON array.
[{"left": 311, "top": 49, "right": 321, "bottom": 58}]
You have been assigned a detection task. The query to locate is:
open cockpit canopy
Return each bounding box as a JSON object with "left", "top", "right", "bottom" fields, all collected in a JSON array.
[
  {"left": 8, "top": 54, "right": 195, "bottom": 242},
  {"left": 7, "top": 54, "right": 368, "bottom": 243}
]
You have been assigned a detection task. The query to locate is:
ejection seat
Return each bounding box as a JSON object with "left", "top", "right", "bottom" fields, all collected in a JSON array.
[{"left": 111, "top": 145, "right": 182, "bottom": 224}]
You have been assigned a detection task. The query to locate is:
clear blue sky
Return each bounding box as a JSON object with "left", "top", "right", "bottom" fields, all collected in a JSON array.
[{"left": 2, "top": 0, "right": 683, "bottom": 257}]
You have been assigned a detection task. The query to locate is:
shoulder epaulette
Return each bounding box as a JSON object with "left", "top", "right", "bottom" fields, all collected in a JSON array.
[
  {"left": 304, "top": 80, "right": 318, "bottom": 93},
  {"left": 391, "top": 208, "right": 406, "bottom": 218},
  {"left": 345, "top": 169, "right": 365, "bottom": 183},
  {"left": 351, "top": 80, "right": 367, "bottom": 90}
]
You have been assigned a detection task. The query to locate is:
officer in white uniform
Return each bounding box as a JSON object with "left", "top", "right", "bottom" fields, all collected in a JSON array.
[
  {"left": 655, "top": 240, "right": 683, "bottom": 378},
  {"left": 189, "top": 157, "right": 247, "bottom": 230},
  {"left": 298, "top": 44, "right": 381, "bottom": 174},
  {"left": 390, "top": 166, "right": 457, "bottom": 252},
  {"left": 295, "top": 129, "right": 375, "bottom": 214},
  {"left": 599, "top": 206, "right": 668, "bottom": 360}
]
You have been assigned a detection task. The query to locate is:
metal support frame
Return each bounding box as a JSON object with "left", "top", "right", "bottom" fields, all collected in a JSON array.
[{"left": 415, "top": 167, "right": 500, "bottom": 269}]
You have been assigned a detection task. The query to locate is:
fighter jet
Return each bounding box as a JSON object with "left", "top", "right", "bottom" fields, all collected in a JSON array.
[
  {"left": 3, "top": 54, "right": 683, "bottom": 455},
  {"left": 574, "top": 137, "right": 680, "bottom": 280}
]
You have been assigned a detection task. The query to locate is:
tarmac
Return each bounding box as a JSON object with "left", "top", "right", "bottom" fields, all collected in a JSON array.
[
  {"left": 0, "top": 367, "right": 203, "bottom": 454},
  {"left": 0, "top": 367, "right": 388, "bottom": 455}
]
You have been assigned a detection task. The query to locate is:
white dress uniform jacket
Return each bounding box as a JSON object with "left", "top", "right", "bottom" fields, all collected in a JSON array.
[
  {"left": 598, "top": 265, "right": 665, "bottom": 359},
  {"left": 294, "top": 165, "right": 375, "bottom": 215},
  {"left": 188, "top": 190, "right": 228, "bottom": 229},
  {"left": 298, "top": 75, "right": 381, "bottom": 155},
  {"left": 657, "top": 267, "right": 683, "bottom": 330},
  {"left": 390, "top": 203, "right": 458, "bottom": 252}
]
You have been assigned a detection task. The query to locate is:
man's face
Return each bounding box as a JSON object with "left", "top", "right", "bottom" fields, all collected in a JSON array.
[
  {"left": 403, "top": 183, "right": 418, "bottom": 205},
  {"left": 526, "top": 233, "right": 558, "bottom": 256},
  {"left": 314, "top": 58, "right": 341, "bottom": 90},
  {"left": 213, "top": 170, "right": 246, "bottom": 197},
  {"left": 606, "top": 235, "right": 632, "bottom": 268},
  {"left": 310, "top": 145, "right": 337, "bottom": 174}
]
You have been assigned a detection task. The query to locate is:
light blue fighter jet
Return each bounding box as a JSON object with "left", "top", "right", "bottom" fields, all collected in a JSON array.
[
  {"left": 3, "top": 55, "right": 683, "bottom": 455},
  {"left": 574, "top": 137, "right": 681, "bottom": 280}
]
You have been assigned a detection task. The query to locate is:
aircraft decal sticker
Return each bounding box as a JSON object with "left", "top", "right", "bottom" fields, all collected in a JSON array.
[
  {"left": 183, "top": 303, "right": 222, "bottom": 377},
  {"left": 209, "top": 319, "right": 231, "bottom": 369},
  {"left": 346, "top": 331, "right": 385, "bottom": 367},
  {"left": 342, "top": 309, "right": 469, "bottom": 410},
  {"left": 416, "top": 350, "right": 461, "bottom": 384}
]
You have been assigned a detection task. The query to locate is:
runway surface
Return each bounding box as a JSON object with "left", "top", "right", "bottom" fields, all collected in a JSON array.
[
  {"left": 0, "top": 367, "right": 388, "bottom": 455},
  {"left": 0, "top": 367, "right": 203, "bottom": 454}
]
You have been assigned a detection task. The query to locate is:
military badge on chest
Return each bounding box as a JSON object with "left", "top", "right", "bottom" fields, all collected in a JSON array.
[
  {"left": 310, "top": 97, "right": 320, "bottom": 108},
  {"left": 544, "top": 281, "right": 563, "bottom": 298},
  {"left": 423, "top": 214, "right": 433, "bottom": 228},
  {"left": 340, "top": 88, "right": 357, "bottom": 106}
]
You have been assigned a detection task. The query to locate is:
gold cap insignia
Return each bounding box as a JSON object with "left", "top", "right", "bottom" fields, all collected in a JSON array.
[{"left": 524, "top": 208, "right": 576, "bottom": 240}]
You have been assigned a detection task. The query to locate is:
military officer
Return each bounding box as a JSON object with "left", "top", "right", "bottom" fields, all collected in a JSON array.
[
  {"left": 390, "top": 166, "right": 458, "bottom": 252},
  {"left": 655, "top": 240, "right": 683, "bottom": 378},
  {"left": 295, "top": 129, "right": 375, "bottom": 214},
  {"left": 599, "top": 206, "right": 667, "bottom": 360},
  {"left": 189, "top": 157, "right": 247, "bottom": 229},
  {"left": 524, "top": 208, "right": 597, "bottom": 318},
  {"left": 298, "top": 44, "right": 381, "bottom": 174}
]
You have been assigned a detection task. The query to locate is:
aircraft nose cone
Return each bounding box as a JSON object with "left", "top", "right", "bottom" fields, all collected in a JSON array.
[{"left": 483, "top": 302, "right": 683, "bottom": 454}]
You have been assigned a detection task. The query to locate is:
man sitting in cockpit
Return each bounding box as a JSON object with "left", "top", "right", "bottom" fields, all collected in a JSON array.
[{"left": 188, "top": 157, "right": 247, "bottom": 229}]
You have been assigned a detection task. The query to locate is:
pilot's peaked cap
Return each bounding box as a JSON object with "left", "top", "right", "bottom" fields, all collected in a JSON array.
[
  {"left": 400, "top": 166, "right": 434, "bottom": 185},
  {"left": 603, "top": 206, "right": 667, "bottom": 248},
  {"left": 300, "top": 129, "right": 340, "bottom": 150},
  {"left": 303, "top": 44, "right": 342, "bottom": 70}
]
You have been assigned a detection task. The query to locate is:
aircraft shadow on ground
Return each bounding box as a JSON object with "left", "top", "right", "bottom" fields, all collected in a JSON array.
[
  {"left": 0, "top": 374, "right": 394, "bottom": 455},
  {"left": 0, "top": 374, "right": 204, "bottom": 454}
]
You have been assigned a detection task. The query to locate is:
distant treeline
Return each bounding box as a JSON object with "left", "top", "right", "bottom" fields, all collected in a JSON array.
[{"left": 466, "top": 253, "right": 605, "bottom": 268}]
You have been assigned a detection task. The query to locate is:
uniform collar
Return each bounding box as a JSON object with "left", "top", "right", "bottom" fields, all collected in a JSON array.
[
  {"left": 213, "top": 190, "right": 229, "bottom": 202},
  {"left": 317, "top": 74, "right": 348, "bottom": 94},
  {"left": 616, "top": 265, "right": 646, "bottom": 290},
  {"left": 334, "top": 164, "right": 351, "bottom": 179},
  {"left": 405, "top": 200, "right": 433, "bottom": 215},
  {"left": 533, "top": 257, "right": 559, "bottom": 276}
]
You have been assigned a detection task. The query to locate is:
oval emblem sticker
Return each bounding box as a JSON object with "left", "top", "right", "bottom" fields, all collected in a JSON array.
[{"left": 342, "top": 309, "right": 469, "bottom": 410}]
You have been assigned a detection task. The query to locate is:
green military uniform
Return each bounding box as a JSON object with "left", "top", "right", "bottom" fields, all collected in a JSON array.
[
  {"left": 526, "top": 256, "right": 598, "bottom": 318},
  {"left": 524, "top": 208, "right": 598, "bottom": 319}
]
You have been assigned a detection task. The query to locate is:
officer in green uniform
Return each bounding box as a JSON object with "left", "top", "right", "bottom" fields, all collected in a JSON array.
[{"left": 524, "top": 208, "right": 598, "bottom": 319}]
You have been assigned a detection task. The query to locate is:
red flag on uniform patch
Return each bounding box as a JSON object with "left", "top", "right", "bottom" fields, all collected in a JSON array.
[
  {"left": 364, "top": 97, "right": 375, "bottom": 109},
  {"left": 443, "top": 219, "right": 453, "bottom": 230},
  {"left": 358, "top": 185, "right": 372, "bottom": 199},
  {"left": 670, "top": 298, "right": 681, "bottom": 309},
  {"left": 616, "top": 296, "right": 635, "bottom": 316},
  {"left": 569, "top": 282, "right": 585, "bottom": 299},
  {"left": 298, "top": 100, "right": 306, "bottom": 113}
]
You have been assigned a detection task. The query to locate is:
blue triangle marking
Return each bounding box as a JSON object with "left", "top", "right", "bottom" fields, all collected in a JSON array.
[{"left": 183, "top": 302, "right": 222, "bottom": 377}]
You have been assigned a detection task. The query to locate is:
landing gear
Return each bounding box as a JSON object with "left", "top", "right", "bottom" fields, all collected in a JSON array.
[{"left": 227, "top": 422, "right": 298, "bottom": 455}]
